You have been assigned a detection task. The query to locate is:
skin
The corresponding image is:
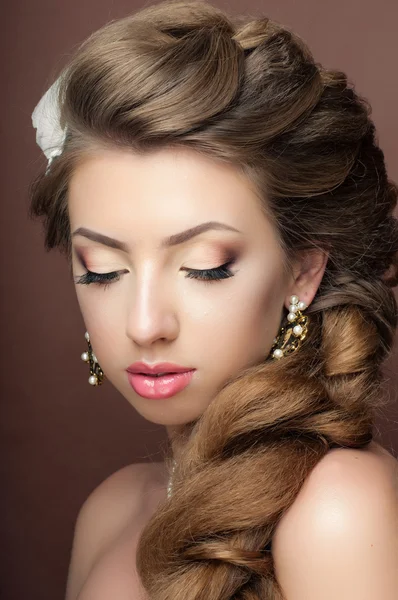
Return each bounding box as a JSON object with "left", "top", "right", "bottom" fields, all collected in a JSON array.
[
  {"left": 66, "top": 146, "right": 398, "bottom": 599},
  {"left": 68, "top": 145, "right": 328, "bottom": 460},
  {"left": 66, "top": 444, "right": 398, "bottom": 600}
]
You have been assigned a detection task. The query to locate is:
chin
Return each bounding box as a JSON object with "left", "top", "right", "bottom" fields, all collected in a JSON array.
[
  {"left": 127, "top": 396, "right": 205, "bottom": 427},
  {"left": 108, "top": 376, "right": 208, "bottom": 425}
]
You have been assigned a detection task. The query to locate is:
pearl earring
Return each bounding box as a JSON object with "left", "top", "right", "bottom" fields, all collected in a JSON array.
[
  {"left": 80, "top": 331, "right": 105, "bottom": 386},
  {"left": 270, "top": 295, "right": 309, "bottom": 360}
]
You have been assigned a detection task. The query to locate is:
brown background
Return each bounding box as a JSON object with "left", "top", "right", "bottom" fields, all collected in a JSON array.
[{"left": 2, "top": 1, "right": 398, "bottom": 598}]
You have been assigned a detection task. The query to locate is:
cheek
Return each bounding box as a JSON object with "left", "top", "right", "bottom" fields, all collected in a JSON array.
[
  {"left": 75, "top": 286, "right": 99, "bottom": 332},
  {"left": 75, "top": 277, "right": 124, "bottom": 322},
  {"left": 74, "top": 285, "right": 123, "bottom": 363},
  {"left": 194, "top": 271, "right": 285, "bottom": 373}
]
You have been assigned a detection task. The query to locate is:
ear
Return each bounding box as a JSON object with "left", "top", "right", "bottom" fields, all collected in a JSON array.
[{"left": 285, "top": 248, "right": 329, "bottom": 311}]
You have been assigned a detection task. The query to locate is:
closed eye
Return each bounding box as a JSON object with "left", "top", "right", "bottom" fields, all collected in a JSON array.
[
  {"left": 182, "top": 260, "right": 236, "bottom": 282},
  {"left": 74, "top": 261, "right": 236, "bottom": 289},
  {"left": 74, "top": 269, "right": 122, "bottom": 289}
]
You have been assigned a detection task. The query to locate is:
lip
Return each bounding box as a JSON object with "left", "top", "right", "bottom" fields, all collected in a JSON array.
[
  {"left": 126, "top": 361, "right": 195, "bottom": 375},
  {"left": 127, "top": 370, "right": 196, "bottom": 399}
]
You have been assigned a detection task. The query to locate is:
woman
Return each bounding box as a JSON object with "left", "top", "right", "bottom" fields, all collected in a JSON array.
[{"left": 30, "top": 1, "right": 398, "bottom": 599}]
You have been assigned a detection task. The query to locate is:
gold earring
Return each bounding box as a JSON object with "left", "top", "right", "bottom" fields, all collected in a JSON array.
[
  {"left": 80, "top": 331, "right": 105, "bottom": 386},
  {"left": 270, "top": 295, "right": 309, "bottom": 360}
]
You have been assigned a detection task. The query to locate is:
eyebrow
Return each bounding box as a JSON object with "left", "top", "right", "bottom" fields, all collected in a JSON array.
[{"left": 72, "top": 221, "right": 242, "bottom": 252}]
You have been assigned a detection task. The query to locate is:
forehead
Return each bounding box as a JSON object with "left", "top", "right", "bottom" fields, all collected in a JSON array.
[{"left": 67, "top": 147, "right": 274, "bottom": 245}]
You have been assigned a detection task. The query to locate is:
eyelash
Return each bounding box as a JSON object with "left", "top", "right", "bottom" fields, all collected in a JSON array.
[{"left": 74, "top": 261, "right": 236, "bottom": 289}]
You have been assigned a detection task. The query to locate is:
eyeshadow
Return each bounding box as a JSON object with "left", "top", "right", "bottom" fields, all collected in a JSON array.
[
  {"left": 74, "top": 247, "right": 89, "bottom": 270},
  {"left": 72, "top": 241, "right": 240, "bottom": 271}
]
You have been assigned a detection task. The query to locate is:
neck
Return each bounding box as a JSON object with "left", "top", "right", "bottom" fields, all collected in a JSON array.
[
  {"left": 164, "top": 421, "right": 198, "bottom": 499},
  {"left": 165, "top": 423, "right": 193, "bottom": 463}
]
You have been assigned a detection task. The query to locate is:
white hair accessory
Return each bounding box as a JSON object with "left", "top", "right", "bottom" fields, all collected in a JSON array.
[{"left": 31, "top": 76, "right": 66, "bottom": 173}]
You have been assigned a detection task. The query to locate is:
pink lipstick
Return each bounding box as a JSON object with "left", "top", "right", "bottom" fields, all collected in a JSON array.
[{"left": 126, "top": 361, "right": 196, "bottom": 399}]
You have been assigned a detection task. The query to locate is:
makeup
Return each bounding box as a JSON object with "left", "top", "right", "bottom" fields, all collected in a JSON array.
[{"left": 127, "top": 370, "right": 196, "bottom": 399}]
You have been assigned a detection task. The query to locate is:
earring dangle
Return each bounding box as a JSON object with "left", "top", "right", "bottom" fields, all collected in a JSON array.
[
  {"left": 80, "top": 331, "right": 105, "bottom": 386},
  {"left": 270, "top": 295, "right": 309, "bottom": 360}
]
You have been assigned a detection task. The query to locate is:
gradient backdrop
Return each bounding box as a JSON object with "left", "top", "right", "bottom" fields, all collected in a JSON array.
[{"left": 2, "top": 1, "right": 398, "bottom": 598}]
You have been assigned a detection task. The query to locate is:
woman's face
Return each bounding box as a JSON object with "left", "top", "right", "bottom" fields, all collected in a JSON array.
[{"left": 68, "top": 147, "right": 293, "bottom": 426}]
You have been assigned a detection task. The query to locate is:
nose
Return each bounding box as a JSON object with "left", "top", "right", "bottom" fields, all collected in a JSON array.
[{"left": 125, "top": 268, "right": 179, "bottom": 349}]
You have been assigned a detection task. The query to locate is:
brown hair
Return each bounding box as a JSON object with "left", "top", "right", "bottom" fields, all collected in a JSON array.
[{"left": 29, "top": 1, "right": 398, "bottom": 598}]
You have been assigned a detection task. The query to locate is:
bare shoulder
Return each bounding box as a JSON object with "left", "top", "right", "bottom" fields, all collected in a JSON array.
[
  {"left": 272, "top": 441, "right": 398, "bottom": 599},
  {"left": 65, "top": 461, "right": 167, "bottom": 600},
  {"left": 273, "top": 440, "right": 397, "bottom": 539}
]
